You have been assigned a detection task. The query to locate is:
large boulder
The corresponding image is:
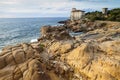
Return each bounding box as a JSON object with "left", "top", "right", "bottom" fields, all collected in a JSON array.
[{"left": 39, "top": 26, "right": 72, "bottom": 40}]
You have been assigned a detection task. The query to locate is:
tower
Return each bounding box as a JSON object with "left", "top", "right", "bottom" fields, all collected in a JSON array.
[
  {"left": 102, "top": 8, "right": 108, "bottom": 15},
  {"left": 72, "top": 8, "right": 76, "bottom": 11}
]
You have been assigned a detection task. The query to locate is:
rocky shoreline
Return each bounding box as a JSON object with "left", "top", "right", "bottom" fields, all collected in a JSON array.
[{"left": 0, "top": 19, "right": 120, "bottom": 80}]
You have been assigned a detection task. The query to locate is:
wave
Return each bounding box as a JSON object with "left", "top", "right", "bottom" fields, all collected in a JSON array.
[{"left": 30, "top": 39, "right": 38, "bottom": 43}]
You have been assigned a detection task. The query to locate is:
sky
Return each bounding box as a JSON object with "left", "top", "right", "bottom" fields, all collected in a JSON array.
[{"left": 0, "top": 0, "right": 120, "bottom": 18}]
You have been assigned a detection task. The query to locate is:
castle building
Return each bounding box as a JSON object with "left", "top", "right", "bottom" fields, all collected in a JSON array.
[
  {"left": 70, "top": 8, "right": 85, "bottom": 21},
  {"left": 102, "top": 8, "right": 108, "bottom": 15}
]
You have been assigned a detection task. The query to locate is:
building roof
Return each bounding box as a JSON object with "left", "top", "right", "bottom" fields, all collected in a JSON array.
[
  {"left": 72, "top": 10, "right": 85, "bottom": 12},
  {"left": 102, "top": 8, "right": 108, "bottom": 9}
]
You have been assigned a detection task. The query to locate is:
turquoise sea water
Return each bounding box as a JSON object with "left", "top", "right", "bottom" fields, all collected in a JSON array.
[{"left": 0, "top": 17, "right": 67, "bottom": 50}]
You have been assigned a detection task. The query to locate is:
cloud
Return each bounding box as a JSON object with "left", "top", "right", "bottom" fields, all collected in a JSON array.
[
  {"left": 72, "top": 0, "right": 111, "bottom": 2},
  {"left": 0, "top": 2, "right": 17, "bottom": 5},
  {"left": 0, "top": 0, "right": 120, "bottom": 18}
]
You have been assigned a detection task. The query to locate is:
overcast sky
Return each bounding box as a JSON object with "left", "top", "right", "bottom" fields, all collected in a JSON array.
[{"left": 0, "top": 0, "right": 120, "bottom": 18}]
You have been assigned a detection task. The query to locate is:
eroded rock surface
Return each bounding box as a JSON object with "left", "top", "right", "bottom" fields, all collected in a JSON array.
[
  {"left": 0, "top": 20, "right": 120, "bottom": 80},
  {"left": 66, "top": 40, "right": 120, "bottom": 80},
  {"left": 63, "top": 20, "right": 107, "bottom": 32},
  {"left": 0, "top": 43, "right": 60, "bottom": 80}
]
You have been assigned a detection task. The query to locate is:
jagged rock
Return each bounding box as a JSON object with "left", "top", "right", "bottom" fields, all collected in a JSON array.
[
  {"left": 48, "top": 41, "right": 74, "bottom": 55},
  {"left": 39, "top": 26, "right": 72, "bottom": 40},
  {"left": 66, "top": 41, "right": 120, "bottom": 80},
  {"left": 64, "top": 19, "right": 107, "bottom": 32},
  {"left": 0, "top": 43, "right": 60, "bottom": 80},
  {"left": 0, "top": 21, "right": 120, "bottom": 80},
  {"left": 58, "top": 20, "right": 68, "bottom": 24}
]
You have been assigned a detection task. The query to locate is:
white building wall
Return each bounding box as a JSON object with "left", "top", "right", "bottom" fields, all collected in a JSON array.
[
  {"left": 75, "top": 12, "right": 78, "bottom": 20},
  {"left": 79, "top": 12, "right": 81, "bottom": 19},
  {"left": 70, "top": 11, "right": 85, "bottom": 21}
]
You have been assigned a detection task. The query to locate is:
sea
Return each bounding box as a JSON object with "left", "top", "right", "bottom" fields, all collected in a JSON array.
[{"left": 0, "top": 17, "right": 67, "bottom": 50}]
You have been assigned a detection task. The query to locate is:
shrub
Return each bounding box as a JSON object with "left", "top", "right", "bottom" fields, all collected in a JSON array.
[
  {"left": 39, "top": 44, "right": 45, "bottom": 48},
  {"left": 39, "top": 44, "right": 45, "bottom": 51},
  {"left": 85, "top": 8, "right": 120, "bottom": 22}
]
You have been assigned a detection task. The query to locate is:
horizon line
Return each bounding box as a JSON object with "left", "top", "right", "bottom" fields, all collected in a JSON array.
[{"left": 0, "top": 16, "right": 69, "bottom": 19}]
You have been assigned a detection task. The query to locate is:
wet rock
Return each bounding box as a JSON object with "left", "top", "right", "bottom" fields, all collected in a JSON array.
[{"left": 58, "top": 20, "right": 68, "bottom": 24}]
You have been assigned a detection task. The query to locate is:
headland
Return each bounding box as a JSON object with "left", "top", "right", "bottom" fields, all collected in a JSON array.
[{"left": 0, "top": 8, "right": 120, "bottom": 80}]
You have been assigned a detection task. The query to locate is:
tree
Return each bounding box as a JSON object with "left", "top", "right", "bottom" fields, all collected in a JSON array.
[{"left": 85, "top": 8, "right": 120, "bottom": 22}]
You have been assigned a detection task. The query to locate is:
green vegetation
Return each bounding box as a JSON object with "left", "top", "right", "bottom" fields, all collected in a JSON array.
[
  {"left": 39, "top": 43, "right": 45, "bottom": 51},
  {"left": 85, "top": 8, "right": 120, "bottom": 22},
  {"left": 39, "top": 44, "right": 45, "bottom": 48}
]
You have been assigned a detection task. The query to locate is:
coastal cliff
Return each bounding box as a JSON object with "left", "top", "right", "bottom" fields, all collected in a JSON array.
[{"left": 0, "top": 20, "right": 120, "bottom": 80}]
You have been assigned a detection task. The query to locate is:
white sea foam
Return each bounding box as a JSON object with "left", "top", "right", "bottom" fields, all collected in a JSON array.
[{"left": 30, "top": 39, "right": 38, "bottom": 43}]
